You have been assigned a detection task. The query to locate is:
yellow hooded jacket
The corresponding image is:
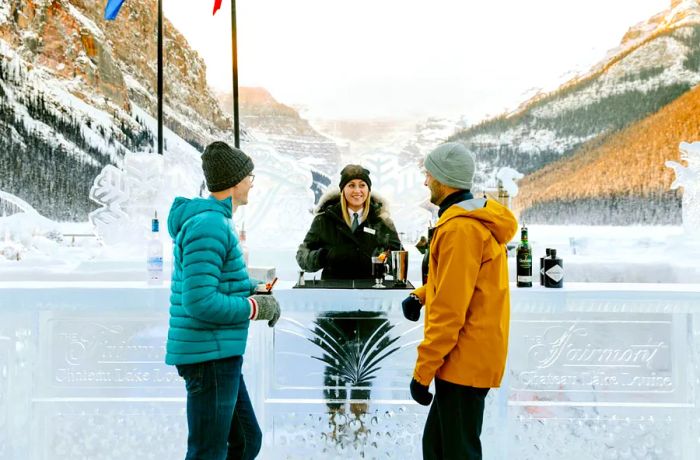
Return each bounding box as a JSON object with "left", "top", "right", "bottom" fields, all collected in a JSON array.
[{"left": 412, "top": 197, "right": 518, "bottom": 388}]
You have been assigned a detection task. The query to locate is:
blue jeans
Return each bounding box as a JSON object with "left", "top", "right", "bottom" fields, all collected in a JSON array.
[{"left": 176, "top": 356, "right": 262, "bottom": 460}]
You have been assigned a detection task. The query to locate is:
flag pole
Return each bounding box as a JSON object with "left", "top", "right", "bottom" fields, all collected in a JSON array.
[
  {"left": 231, "top": 0, "right": 240, "bottom": 148},
  {"left": 157, "top": 0, "right": 164, "bottom": 155}
]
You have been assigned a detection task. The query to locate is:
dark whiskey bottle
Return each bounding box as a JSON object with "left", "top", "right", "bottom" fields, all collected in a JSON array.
[
  {"left": 540, "top": 248, "right": 553, "bottom": 286},
  {"left": 516, "top": 226, "right": 532, "bottom": 287}
]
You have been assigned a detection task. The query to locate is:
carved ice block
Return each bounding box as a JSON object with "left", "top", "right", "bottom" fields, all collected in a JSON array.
[
  {"left": 508, "top": 313, "right": 684, "bottom": 405},
  {"left": 39, "top": 313, "right": 182, "bottom": 398}
]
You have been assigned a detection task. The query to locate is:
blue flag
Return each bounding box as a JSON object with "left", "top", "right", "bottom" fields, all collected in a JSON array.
[{"left": 104, "top": 0, "right": 126, "bottom": 20}]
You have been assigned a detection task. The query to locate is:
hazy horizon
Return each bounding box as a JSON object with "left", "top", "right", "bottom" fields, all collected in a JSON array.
[{"left": 164, "top": 0, "right": 670, "bottom": 122}]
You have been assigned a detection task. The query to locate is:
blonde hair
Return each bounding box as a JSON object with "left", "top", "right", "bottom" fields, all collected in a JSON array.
[{"left": 340, "top": 191, "right": 371, "bottom": 228}]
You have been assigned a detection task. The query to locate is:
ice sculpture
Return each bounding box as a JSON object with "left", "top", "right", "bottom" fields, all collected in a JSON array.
[
  {"left": 240, "top": 141, "right": 320, "bottom": 249},
  {"left": 0, "top": 190, "right": 42, "bottom": 217},
  {"left": 496, "top": 166, "right": 524, "bottom": 197},
  {"left": 0, "top": 190, "right": 61, "bottom": 260},
  {"left": 666, "top": 142, "right": 700, "bottom": 237},
  {"left": 360, "top": 154, "right": 433, "bottom": 243},
  {"left": 88, "top": 155, "right": 159, "bottom": 247},
  {"left": 88, "top": 164, "right": 130, "bottom": 244},
  {"left": 88, "top": 151, "right": 202, "bottom": 248},
  {"left": 88, "top": 141, "right": 320, "bottom": 253}
]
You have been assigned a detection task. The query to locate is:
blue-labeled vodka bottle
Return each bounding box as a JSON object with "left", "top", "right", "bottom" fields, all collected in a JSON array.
[{"left": 147, "top": 211, "right": 164, "bottom": 285}]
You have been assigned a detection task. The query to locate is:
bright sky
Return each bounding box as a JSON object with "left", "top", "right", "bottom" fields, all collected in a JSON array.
[{"left": 163, "top": 0, "right": 670, "bottom": 121}]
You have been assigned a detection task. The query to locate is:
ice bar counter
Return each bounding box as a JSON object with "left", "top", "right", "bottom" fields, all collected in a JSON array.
[{"left": 0, "top": 281, "right": 699, "bottom": 459}]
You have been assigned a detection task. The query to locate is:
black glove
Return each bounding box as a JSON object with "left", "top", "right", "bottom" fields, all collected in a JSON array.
[
  {"left": 250, "top": 295, "right": 281, "bottom": 327},
  {"left": 402, "top": 294, "right": 422, "bottom": 322},
  {"left": 326, "top": 246, "right": 355, "bottom": 265},
  {"left": 318, "top": 247, "right": 332, "bottom": 266},
  {"left": 410, "top": 378, "right": 433, "bottom": 406}
]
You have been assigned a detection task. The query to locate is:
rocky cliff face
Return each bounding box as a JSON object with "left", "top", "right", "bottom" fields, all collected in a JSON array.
[
  {"left": 0, "top": 0, "right": 232, "bottom": 147},
  {"left": 0, "top": 0, "right": 130, "bottom": 109},
  {"left": 219, "top": 87, "right": 341, "bottom": 176},
  {"left": 0, "top": 0, "right": 237, "bottom": 220}
]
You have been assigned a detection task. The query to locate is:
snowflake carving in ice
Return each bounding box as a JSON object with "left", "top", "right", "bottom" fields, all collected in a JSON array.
[
  {"left": 88, "top": 149, "right": 202, "bottom": 248},
  {"left": 123, "top": 152, "right": 165, "bottom": 217},
  {"left": 89, "top": 165, "right": 128, "bottom": 224},
  {"left": 496, "top": 167, "right": 524, "bottom": 197},
  {"left": 666, "top": 142, "right": 700, "bottom": 237},
  {"left": 88, "top": 164, "right": 131, "bottom": 245},
  {"left": 89, "top": 152, "right": 168, "bottom": 247}
]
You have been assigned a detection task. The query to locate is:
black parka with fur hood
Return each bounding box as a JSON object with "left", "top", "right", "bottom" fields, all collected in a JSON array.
[{"left": 296, "top": 191, "right": 401, "bottom": 279}]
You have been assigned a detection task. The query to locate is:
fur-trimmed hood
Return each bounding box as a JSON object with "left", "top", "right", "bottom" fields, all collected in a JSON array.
[
  {"left": 314, "top": 189, "right": 392, "bottom": 221},
  {"left": 297, "top": 189, "right": 402, "bottom": 279}
]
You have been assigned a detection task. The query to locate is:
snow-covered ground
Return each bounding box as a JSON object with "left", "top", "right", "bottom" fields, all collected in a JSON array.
[{"left": 1, "top": 212, "right": 698, "bottom": 284}]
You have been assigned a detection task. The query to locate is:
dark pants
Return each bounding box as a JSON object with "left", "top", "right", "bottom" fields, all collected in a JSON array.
[
  {"left": 176, "top": 356, "right": 262, "bottom": 460},
  {"left": 422, "top": 378, "right": 490, "bottom": 460}
]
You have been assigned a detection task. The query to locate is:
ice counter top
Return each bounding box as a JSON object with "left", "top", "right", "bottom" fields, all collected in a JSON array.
[{"left": 0, "top": 281, "right": 699, "bottom": 459}]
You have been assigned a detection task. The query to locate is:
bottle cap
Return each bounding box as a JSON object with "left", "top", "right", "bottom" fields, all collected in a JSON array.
[{"left": 550, "top": 249, "right": 557, "bottom": 258}]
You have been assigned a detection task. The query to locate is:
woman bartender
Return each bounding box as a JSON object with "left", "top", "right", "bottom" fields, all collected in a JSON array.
[
  {"left": 296, "top": 164, "right": 401, "bottom": 279},
  {"left": 296, "top": 164, "right": 402, "bottom": 429}
]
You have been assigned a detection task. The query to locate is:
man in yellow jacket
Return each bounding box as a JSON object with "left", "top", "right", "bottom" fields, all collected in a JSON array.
[{"left": 402, "top": 142, "right": 517, "bottom": 460}]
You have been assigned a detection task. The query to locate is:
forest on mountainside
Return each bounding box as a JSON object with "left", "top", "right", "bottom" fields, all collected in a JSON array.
[{"left": 0, "top": 59, "right": 154, "bottom": 220}]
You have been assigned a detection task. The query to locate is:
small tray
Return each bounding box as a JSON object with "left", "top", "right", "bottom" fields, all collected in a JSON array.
[{"left": 293, "top": 279, "right": 414, "bottom": 290}]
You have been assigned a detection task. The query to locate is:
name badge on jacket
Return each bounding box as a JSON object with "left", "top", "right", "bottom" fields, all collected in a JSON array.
[{"left": 363, "top": 227, "right": 376, "bottom": 235}]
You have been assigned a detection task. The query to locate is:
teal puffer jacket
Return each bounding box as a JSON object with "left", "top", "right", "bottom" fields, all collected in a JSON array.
[{"left": 165, "top": 196, "right": 256, "bottom": 365}]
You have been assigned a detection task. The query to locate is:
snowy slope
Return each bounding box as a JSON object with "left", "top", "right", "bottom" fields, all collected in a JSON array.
[
  {"left": 0, "top": 0, "right": 239, "bottom": 221},
  {"left": 452, "top": 1, "right": 700, "bottom": 178}
]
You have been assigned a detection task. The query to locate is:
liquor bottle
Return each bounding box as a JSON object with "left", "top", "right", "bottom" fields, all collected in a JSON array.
[
  {"left": 543, "top": 249, "right": 564, "bottom": 288},
  {"left": 146, "top": 211, "right": 164, "bottom": 285},
  {"left": 239, "top": 221, "right": 249, "bottom": 266},
  {"left": 540, "top": 248, "right": 553, "bottom": 286},
  {"left": 516, "top": 226, "right": 532, "bottom": 287},
  {"left": 421, "top": 226, "right": 435, "bottom": 285}
]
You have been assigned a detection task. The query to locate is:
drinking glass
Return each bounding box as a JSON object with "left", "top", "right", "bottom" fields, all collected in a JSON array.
[{"left": 371, "top": 256, "right": 386, "bottom": 288}]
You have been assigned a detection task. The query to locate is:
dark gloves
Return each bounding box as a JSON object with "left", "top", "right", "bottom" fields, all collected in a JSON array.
[
  {"left": 325, "top": 247, "right": 349, "bottom": 266},
  {"left": 410, "top": 378, "right": 433, "bottom": 406},
  {"left": 317, "top": 248, "right": 329, "bottom": 266},
  {"left": 250, "top": 295, "right": 281, "bottom": 327},
  {"left": 402, "top": 294, "right": 422, "bottom": 321},
  {"left": 325, "top": 246, "right": 356, "bottom": 265}
]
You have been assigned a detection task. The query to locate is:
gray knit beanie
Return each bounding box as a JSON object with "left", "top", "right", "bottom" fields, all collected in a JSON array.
[
  {"left": 201, "top": 141, "right": 254, "bottom": 192},
  {"left": 424, "top": 142, "right": 475, "bottom": 190}
]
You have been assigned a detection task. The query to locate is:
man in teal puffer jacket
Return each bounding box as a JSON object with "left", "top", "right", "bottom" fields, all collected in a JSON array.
[{"left": 166, "top": 141, "right": 281, "bottom": 460}]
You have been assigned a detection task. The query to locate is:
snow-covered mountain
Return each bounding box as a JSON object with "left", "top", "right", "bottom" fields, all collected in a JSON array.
[
  {"left": 218, "top": 87, "right": 341, "bottom": 178},
  {"left": 0, "top": 0, "right": 237, "bottom": 220},
  {"left": 450, "top": 0, "right": 700, "bottom": 224},
  {"left": 452, "top": 0, "right": 700, "bottom": 173}
]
